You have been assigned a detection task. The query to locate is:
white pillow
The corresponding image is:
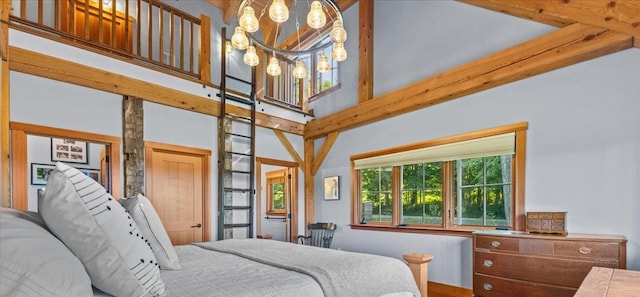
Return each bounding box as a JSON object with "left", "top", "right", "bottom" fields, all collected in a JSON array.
[
  {"left": 0, "top": 208, "right": 92, "bottom": 297},
  {"left": 120, "top": 194, "right": 181, "bottom": 270},
  {"left": 38, "top": 162, "right": 165, "bottom": 297}
]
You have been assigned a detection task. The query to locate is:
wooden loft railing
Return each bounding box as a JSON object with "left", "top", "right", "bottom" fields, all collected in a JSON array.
[
  {"left": 9, "top": 0, "right": 309, "bottom": 114},
  {"left": 263, "top": 53, "right": 304, "bottom": 111},
  {"left": 9, "top": 0, "right": 210, "bottom": 80}
]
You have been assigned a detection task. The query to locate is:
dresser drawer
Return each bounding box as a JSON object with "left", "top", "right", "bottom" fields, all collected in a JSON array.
[
  {"left": 474, "top": 252, "right": 619, "bottom": 288},
  {"left": 554, "top": 241, "right": 620, "bottom": 261},
  {"left": 474, "top": 273, "right": 576, "bottom": 297},
  {"left": 475, "top": 236, "right": 519, "bottom": 252}
]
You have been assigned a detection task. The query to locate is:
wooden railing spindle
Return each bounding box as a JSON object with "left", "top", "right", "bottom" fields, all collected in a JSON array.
[{"left": 179, "top": 16, "right": 184, "bottom": 72}]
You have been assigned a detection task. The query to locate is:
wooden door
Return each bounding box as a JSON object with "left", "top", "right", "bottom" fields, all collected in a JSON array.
[
  {"left": 60, "top": 0, "right": 134, "bottom": 53},
  {"left": 256, "top": 157, "right": 299, "bottom": 243},
  {"left": 145, "top": 142, "right": 210, "bottom": 245}
]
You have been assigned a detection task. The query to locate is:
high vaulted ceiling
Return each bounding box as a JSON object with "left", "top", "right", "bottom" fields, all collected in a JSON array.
[{"left": 206, "top": 0, "right": 357, "bottom": 49}]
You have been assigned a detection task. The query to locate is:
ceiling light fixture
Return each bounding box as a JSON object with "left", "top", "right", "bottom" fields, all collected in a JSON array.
[{"left": 232, "top": 0, "right": 348, "bottom": 77}]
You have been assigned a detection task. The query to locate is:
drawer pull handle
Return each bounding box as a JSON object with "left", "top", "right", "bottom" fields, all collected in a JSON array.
[
  {"left": 483, "top": 259, "right": 493, "bottom": 267},
  {"left": 483, "top": 283, "right": 493, "bottom": 291},
  {"left": 491, "top": 241, "right": 501, "bottom": 248},
  {"left": 579, "top": 247, "right": 592, "bottom": 254}
]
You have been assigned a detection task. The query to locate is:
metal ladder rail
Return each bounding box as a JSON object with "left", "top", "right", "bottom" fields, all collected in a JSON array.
[{"left": 217, "top": 27, "right": 257, "bottom": 240}]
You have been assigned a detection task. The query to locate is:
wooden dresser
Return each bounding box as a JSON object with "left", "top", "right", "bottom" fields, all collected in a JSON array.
[{"left": 472, "top": 230, "right": 627, "bottom": 297}]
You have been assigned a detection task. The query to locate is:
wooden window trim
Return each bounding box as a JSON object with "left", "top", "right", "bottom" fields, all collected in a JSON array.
[
  {"left": 266, "top": 168, "right": 287, "bottom": 216},
  {"left": 9, "top": 121, "right": 122, "bottom": 210},
  {"left": 351, "top": 122, "right": 528, "bottom": 235}
]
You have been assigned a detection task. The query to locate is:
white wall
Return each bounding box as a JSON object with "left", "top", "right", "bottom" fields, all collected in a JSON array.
[
  {"left": 10, "top": 70, "right": 122, "bottom": 208},
  {"left": 26, "top": 135, "right": 104, "bottom": 211},
  {"left": 307, "top": 1, "right": 640, "bottom": 288},
  {"left": 315, "top": 49, "right": 640, "bottom": 288},
  {"left": 255, "top": 127, "right": 306, "bottom": 235}
]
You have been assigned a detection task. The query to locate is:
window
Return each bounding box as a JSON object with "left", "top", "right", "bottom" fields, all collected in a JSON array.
[
  {"left": 352, "top": 123, "right": 527, "bottom": 234},
  {"left": 295, "top": 35, "right": 340, "bottom": 103},
  {"left": 266, "top": 169, "right": 287, "bottom": 215}
]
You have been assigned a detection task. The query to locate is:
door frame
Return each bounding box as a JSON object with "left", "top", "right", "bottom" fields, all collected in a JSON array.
[
  {"left": 144, "top": 141, "right": 211, "bottom": 242},
  {"left": 256, "top": 157, "right": 299, "bottom": 242},
  {"left": 9, "top": 122, "right": 121, "bottom": 210}
]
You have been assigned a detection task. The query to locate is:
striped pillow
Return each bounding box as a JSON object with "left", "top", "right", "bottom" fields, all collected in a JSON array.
[
  {"left": 39, "top": 162, "right": 165, "bottom": 297},
  {"left": 120, "top": 194, "right": 181, "bottom": 270}
]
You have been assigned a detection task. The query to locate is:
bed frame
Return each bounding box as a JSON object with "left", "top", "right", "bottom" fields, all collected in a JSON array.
[{"left": 403, "top": 253, "right": 434, "bottom": 297}]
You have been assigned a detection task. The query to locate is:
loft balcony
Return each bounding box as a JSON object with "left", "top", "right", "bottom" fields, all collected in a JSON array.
[{"left": 8, "top": 0, "right": 310, "bottom": 115}]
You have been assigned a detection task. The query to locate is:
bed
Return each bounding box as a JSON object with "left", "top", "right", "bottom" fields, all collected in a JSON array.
[{"left": 0, "top": 162, "right": 432, "bottom": 297}]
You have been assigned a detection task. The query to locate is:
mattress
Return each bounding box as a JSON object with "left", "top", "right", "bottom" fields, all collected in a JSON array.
[{"left": 93, "top": 243, "right": 416, "bottom": 297}]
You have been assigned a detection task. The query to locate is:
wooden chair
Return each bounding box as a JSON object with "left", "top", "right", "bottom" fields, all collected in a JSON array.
[{"left": 297, "top": 222, "right": 337, "bottom": 248}]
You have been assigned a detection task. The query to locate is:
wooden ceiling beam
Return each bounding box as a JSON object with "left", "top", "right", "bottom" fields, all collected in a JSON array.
[
  {"left": 304, "top": 23, "right": 632, "bottom": 139},
  {"left": 278, "top": 0, "right": 357, "bottom": 51},
  {"left": 8, "top": 46, "right": 305, "bottom": 135},
  {"left": 0, "top": 0, "right": 9, "bottom": 208},
  {"left": 358, "top": 0, "right": 373, "bottom": 103},
  {"left": 205, "top": 0, "right": 237, "bottom": 25},
  {"left": 311, "top": 131, "right": 338, "bottom": 175},
  {"left": 274, "top": 130, "right": 305, "bottom": 169},
  {"left": 460, "top": 0, "right": 640, "bottom": 39}
]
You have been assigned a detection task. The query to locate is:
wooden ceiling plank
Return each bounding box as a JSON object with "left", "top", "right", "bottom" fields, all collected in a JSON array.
[
  {"left": 311, "top": 131, "right": 338, "bottom": 175},
  {"left": 461, "top": 0, "right": 640, "bottom": 37},
  {"left": 304, "top": 23, "right": 632, "bottom": 139},
  {"left": 8, "top": 46, "right": 305, "bottom": 135},
  {"left": 274, "top": 130, "right": 305, "bottom": 168}
]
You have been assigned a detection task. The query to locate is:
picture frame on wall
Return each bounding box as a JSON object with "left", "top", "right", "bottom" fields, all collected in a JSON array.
[
  {"left": 323, "top": 176, "right": 340, "bottom": 200},
  {"left": 31, "top": 163, "right": 56, "bottom": 185},
  {"left": 78, "top": 168, "right": 101, "bottom": 184},
  {"left": 51, "top": 138, "right": 88, "bottom": 164}
]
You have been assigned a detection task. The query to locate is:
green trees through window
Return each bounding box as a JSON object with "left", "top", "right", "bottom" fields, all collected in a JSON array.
[{"left": 352, "top": 123, "right": 527, "bottom": 233}]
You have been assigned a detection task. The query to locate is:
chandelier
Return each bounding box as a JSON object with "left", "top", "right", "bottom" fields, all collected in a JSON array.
[{"left": 230, "top": 0, "right": 348, "bottom": 78}]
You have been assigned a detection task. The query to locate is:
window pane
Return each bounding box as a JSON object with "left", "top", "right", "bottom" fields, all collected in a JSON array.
[
  {"left": 486, "top": 185, "right": 509, "bottom": 226},
  {"left": 455, "top": 186, "right": 484, "bottom": 226},
  {"left": 401, "top": 162, "right": 442, "bottom": 225},
  {"left": 485, "top": 155, "right": 512, "bottom": 184},
  {"left": 361, "top": 168, "right": 380, "bottom": 191},
  {"left": 360, "top": 167, "right": 392, "bottom": 223},
  {"left": 459, "top": 158, "right": 483, "bottom": 186},
  {"left": 454, "top": 155, "right": 512, "bottom": 227},
  {"left": 272, "top": 182, "right": 284, "bottom": 210}
]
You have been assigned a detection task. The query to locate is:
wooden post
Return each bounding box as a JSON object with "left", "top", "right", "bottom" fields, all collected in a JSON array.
[{"left": 403, "top": 253, "right": 434, "bottom": 297}]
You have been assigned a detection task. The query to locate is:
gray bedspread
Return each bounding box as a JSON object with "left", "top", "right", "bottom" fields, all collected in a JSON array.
[{"left": 193, "top": 239, "right": 420, "bottom": 297}]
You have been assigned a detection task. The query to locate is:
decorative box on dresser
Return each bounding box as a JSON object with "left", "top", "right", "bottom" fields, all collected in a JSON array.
[{"left": 472, "top": 230, "right": 627, "bottom": 297}]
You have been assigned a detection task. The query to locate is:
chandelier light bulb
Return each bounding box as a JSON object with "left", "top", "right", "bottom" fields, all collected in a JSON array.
[
  {"left": 292, "top": 61, "right": 307, "bottom": 79},
  {"left": 331, "top": 42, "right": 347, "bottom": 62},
  {"left": 307, "top": 1, "right": 327, "bottom": 29},
  {"left": 330, "top": 20, "right": 347, "bottom": 43},
  {"left": 239, "top": 6, "right": 259, "bottom": 33},
  {"left": 231, "top": 26, "right": 249, "bottom": 50},
  {"left": 267, "top": 57, "right": 282, "bottom": 76},
  {"left": 243, "top": 46, "right": 259, "bottom": 66},
  {"left": 317, "top": 53, "right": 331, "bottom": 72},
  {"left": 269, "top": 0, "right": 289, "bottom": 23},
  {"left": 225, "top": 40, "right": 233, "bottom": 55}
]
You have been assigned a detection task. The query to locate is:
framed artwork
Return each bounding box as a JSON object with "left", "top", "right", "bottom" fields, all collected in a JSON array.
[
  {"left": 51, "top": 138, "right": 88, "bottom": 164},
  {"left": 78, "top": 168, "right": 101, "bottom": 183},
  {"left": 31, "top": 163, "right": 56, "bottom": 185},
  {"left": 323, "top": 176, "right": 340, "bottom": 201}
]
